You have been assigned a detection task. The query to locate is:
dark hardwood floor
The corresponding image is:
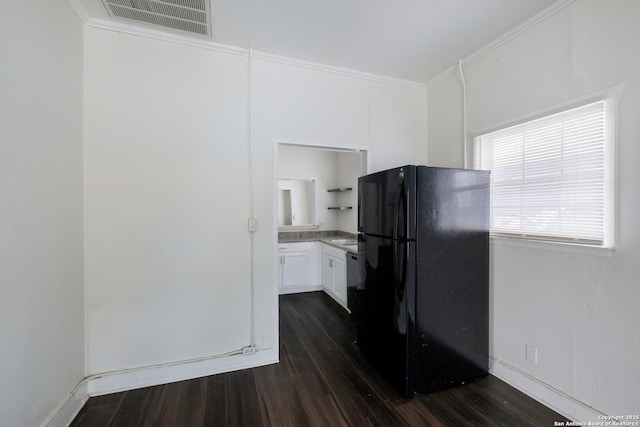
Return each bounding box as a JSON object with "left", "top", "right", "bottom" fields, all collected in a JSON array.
[{"left": 72, "top": 292, "right": 566, "bottom": 426}]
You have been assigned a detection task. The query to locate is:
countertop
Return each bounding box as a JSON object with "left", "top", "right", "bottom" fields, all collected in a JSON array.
[{"left": 278, "top": 230, "right": 358, "bottom": 255}]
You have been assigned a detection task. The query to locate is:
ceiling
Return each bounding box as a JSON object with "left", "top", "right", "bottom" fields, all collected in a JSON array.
[{"left": 78, "top": 0, "right": 567, "bottom": 83}]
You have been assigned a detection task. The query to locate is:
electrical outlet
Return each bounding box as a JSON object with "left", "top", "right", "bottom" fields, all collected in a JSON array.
[{"left": 525, "top": 344, "right": 538, "bottom": 364}]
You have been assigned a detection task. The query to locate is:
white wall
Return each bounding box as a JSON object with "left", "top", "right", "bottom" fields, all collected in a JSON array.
[
  {"left": 253, "top": 60, "right": 428, "bottom": 173},
  {"left": 84, "top": 28, "right": 252, "bottom": 374},
  {"left": 427, "top": 0, "right": 640, "bottom": 416},
  {"left": 336, "top": 151, "right": 361, "bottom": 233},
  {"left": 84, "top": 27, "right": 427, "bottom": 376},
  {"left": 427, "top": 76, "right": 464, "bottom": 167},
  {"left": 0, "top": 1, "right": 85, "bottom": 426}
]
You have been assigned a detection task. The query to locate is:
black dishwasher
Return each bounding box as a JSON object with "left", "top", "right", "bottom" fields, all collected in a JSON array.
[{"left": 346, "top": 252, "right": 358, "bottom": 317}]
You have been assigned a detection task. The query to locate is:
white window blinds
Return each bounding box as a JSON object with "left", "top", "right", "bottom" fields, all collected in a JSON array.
[{"left": 473, "top": 101, "right": 608, "bottom": 245}]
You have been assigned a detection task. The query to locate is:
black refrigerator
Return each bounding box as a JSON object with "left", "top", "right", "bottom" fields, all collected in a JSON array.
[{"left": 357, "top": 165, "right": 489, "bottom": 396}]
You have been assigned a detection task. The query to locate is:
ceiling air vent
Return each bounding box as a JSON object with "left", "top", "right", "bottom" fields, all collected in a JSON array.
[{"left": 101, "top": 0, "right": 211, "bottom": 38}]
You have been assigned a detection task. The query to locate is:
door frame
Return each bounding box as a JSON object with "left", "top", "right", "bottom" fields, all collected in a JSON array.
[{"left": 271, "top": 137, "right": 369, "bottom": 351}]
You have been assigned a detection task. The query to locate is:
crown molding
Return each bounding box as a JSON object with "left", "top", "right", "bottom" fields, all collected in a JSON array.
[
  {"left": 253, "top": 51, "right": 425, "bottom": 89},
  {"left": 463, "top": 0, "right": 576, "bottom": 66},
  {"left": 86, "top": 17, "right": 247, "bottom": 56},
  {"left": 84, "top": 17, "right": 425, "bottom": 90},
  {"left": 426, "top": 0, "right": 576, "bottom": 89}
]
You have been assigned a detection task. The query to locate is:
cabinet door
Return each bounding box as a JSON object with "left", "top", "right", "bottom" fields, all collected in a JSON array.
[
  {"left": 282, "top": 252, "right": 308, "bottom": 288},
  {"left": 321, "top": 252, "right": 333, "bottom": 292},
  {"left": 331, "top": 255, "right": 347, "bottom": 303},
  {"left": 306, "top": 243, "right": 321, "bottom": 287}
]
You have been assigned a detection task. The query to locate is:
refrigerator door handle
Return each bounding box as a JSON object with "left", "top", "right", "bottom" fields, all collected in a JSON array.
[
  {"left": 393, "top": 206, "right": 399, "bottom": 240},
  {"left": 394, "top": 240, "right": 407, "bottom": 299},
  {"left": 393, "top": 184, "right": 400, "bottom": 288},
  {"left": 393, "top": 177, "right": 408, "bottom": 295},
  {"left": 393, "top": 240, "right": 398, "bottom": 287},
  {"left": 393, "top": 180, "right": 406, "bottom": 240}
]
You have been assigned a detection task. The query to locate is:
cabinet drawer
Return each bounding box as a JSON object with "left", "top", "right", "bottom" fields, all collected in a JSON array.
[
  {"left": 278, "top": 242, "right": 315, "bottom": 253},
  {"left": 322, "top": 243, "right": 346, "bottom": 259}
]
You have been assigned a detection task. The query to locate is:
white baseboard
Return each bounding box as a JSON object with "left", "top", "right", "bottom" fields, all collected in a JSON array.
[
  {"left": 279, "top": 285, "right": 324, "bottom": 295},
  {"left": 44, "top": 348, "right": 278, "bottom": 426},
  {"left": 88, "top": 348, "right": 278, "bottom": 396},
  {"left": 52, "top": 350, "right": 605, "bottom": 425},
  {"left": 42, "top": 380, "right": 89, "bottom": 427},
  {"left": 490, "top": 356, "right": 604, "bottom": 422}
]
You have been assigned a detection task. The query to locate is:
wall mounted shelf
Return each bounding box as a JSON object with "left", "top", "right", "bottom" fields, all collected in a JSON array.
[
  {"left": 327, "top": 187, "right": 352, "bottom": 192},
  {"left": 327, "top": 206, "right": 353, "bottom": 210}
]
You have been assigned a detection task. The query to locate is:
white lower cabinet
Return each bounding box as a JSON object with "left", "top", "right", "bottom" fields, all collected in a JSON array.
[
  {"left": 280, "top": 252, "right": 308, "bottom": 288},
  {"left": 277, "top": 242, "right": 321, "bottom": 294},
  {"left": 321, "top": 244, "right": 348, "bottom": 311},
  {"left": 277, "top": 241, "right": 349, "bottom": 309}
]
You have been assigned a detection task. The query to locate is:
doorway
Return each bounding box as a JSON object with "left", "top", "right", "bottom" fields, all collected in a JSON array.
[
  {"left": 274, "top": 141, "right": 368, "bottom": 235},
  {"left": 272, "top": 139, "right": 368, "bottom": 368}
]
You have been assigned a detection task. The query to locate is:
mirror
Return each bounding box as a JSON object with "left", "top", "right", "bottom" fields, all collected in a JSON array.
[{"left": 278, "top": 178, "right": 317, "bottom": 228}]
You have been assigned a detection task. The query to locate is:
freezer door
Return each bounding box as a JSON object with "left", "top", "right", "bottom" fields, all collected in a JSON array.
[
  {"left": 357, "top": 233, "right": 416, "bottom": 395},
  {"left": 358, "top": 166, "right": 416, "bottom": 239},
  {"left": 414, "top": 167, "right": 490, "bottom": 393}
]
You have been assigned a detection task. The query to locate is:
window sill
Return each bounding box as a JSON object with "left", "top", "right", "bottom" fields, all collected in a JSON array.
[{"left": 490, "top": 235, "right": 614, "bottom": 257}]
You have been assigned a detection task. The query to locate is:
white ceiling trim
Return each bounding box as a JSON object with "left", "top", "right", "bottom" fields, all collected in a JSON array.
[
  {"left": 463, "top": 0, "right": 576, "bottom": 67},
  {"left": 426, "top": 0, "right": 576, "bottom": 89},
  {"left": 86, "top": 17, "right": 247, "bottom": 56},
  {"left": 79, "top": 12, "right": 425, "bottom": 89},
  {"left": 273, "top": 137, "right": 370, "bottom": 153},
  {"left": 253, "top": 51, "right": 425, "bottom": 89}
]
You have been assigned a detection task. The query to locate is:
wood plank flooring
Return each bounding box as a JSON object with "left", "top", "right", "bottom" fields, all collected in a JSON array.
[{"left": 72, "top": 292, "right": 566, "bottom": 426}]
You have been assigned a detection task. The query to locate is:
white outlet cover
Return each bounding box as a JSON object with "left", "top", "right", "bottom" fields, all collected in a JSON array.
[{"left": 525, "top": 344, "right": 539, "bottom": 364}]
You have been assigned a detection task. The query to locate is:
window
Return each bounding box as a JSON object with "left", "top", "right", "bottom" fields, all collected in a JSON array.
[{"left": 473, "top": 100, "right": 613, "bottom": 247}]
